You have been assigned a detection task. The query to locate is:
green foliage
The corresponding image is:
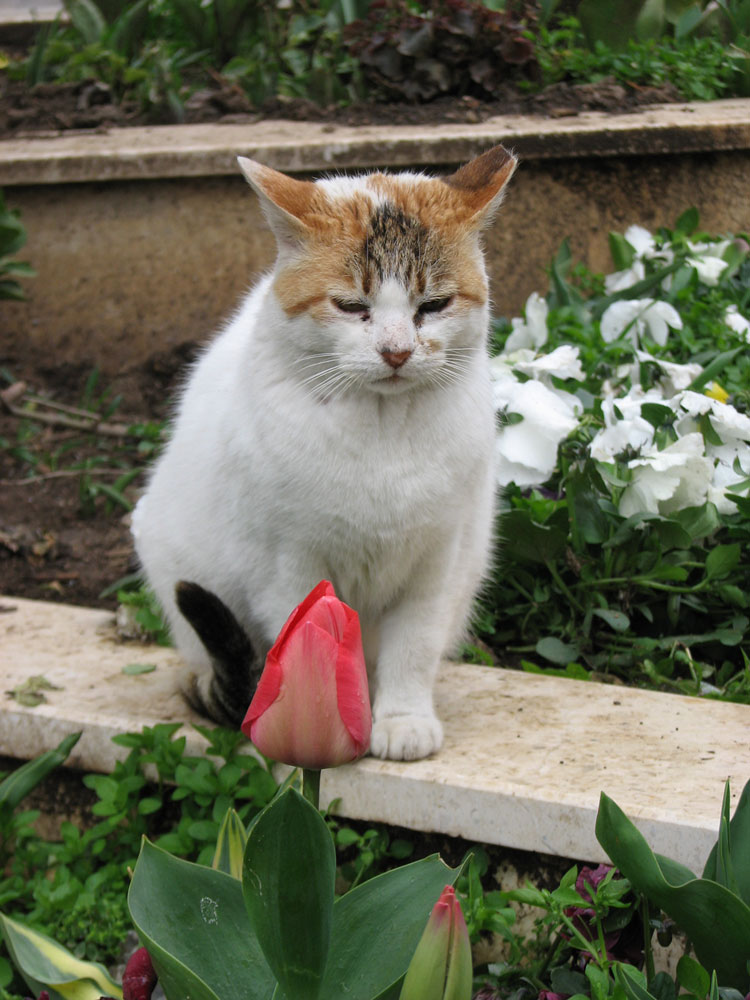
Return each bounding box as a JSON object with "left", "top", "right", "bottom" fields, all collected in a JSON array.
[
  {"left": 596, "top": 779, "right": 750, "bottom": 991},
  {"left": 129, "top": 787, "right": 461, "bottom": 1000},
  {"left": 0, "top": 193, "right": 35, "bottom": 302},
  {"left": 479, "top": 213, "right": 750, "bottom": 701},
  {"left": 0, "top": 724, "right": 276, "bottom": 968}
]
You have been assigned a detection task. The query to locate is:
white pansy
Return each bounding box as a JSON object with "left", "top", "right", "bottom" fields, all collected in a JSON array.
[
  {"left": 605, "top": 259, "right": 645, "bottom": 294},
  {"left": 709, "top": 441, "right": 750, "bottom": 513},
  {"left": 619, "top": 433, "right": 713, "bottom": 517},
  {"left": 603, "top": 225, "right": 672, "bottom": 293},
  {"left": 600, "top": 298, "right": 682, "bottom": 347},
  {"left": 512, "top": 344, "right": 585, "bottom": 383},
  {"left": 675, "top": 391, "right": 750, "bottom": 443},
  {"left": 503, "top": 292, "right": 549, "bottom": 352},
  {"left": 725, "top": 305, "right": 750, "bottom": 340},
  {"left": 686, "top": 239, "right": 730, "bottom": 286},
  {"left": 493, "top": 376, "right": 582, "bottom": 488},
  {"left": 634, "top": 349, "right": 702, "bottom": 395},
  {"left": 589, "top": 389, "right": 658, "bottom": 462}
]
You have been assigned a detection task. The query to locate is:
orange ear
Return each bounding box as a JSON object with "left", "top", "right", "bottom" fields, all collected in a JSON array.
[
  {"left": 442, "top": 145, "right": 517, "bottom": 228},
  {"left": 238, "top": 157, "right": 317, "bottom": 246}
]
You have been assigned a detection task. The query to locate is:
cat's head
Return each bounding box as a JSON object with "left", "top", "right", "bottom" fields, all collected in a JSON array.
[{"left": 238, "top": 146, "right": 516, "bottom": 398}]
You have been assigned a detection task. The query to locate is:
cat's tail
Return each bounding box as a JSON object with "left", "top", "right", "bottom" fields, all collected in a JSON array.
[{"left": 175, "top": 581, "right": 264, "bottom": 729}]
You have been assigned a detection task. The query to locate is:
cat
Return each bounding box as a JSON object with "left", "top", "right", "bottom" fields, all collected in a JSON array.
[{"left": 131, "top": 144, "right": 517, "bottom": 761}]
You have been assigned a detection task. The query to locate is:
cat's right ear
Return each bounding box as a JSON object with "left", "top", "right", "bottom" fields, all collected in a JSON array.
[{"left": 238, "top": 157, "right": 316, "bottom": 248}]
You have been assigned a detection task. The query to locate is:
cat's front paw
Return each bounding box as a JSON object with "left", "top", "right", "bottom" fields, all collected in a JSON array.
[{"left": 370, "top": 714, "right": 443, "bottom": 761}]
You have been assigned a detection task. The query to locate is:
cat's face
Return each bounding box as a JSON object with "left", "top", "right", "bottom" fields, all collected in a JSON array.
[{"left": 239, "top": 148, "right": 517, "bottom": 398}]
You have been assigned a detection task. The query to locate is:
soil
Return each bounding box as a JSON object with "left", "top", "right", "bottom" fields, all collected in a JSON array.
[
  {"left": 0, "top": 349, "right": 197, "bottom": 610},
  {"left": 0, "top": 72, "right": 684, "bottom": 138}
]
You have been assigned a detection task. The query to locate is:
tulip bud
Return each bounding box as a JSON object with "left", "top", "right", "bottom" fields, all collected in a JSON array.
[
  {"left": 241, "top": 581, "right": 371, "bottom": 769},
  {"left": 122, "top": 947, "right": 157, "bottom": 1000},
  {"left": 399, "top": 885, "right": 473, "bottom": 1000}
]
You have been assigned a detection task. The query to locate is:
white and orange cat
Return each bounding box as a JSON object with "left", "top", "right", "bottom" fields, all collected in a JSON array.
[{"left": 132, "top": 145, "right": 517, "bottom": 760}]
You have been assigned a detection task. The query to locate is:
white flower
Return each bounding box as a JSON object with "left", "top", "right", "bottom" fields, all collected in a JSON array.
[
  {"left": 619, "top": 433, "right": 713, "bottom": 517},
  {"left": 503, "top": 292, "right": 549, "bottom": 352},
  {"left": 600, "top": 298, "right": 683, "bottom": 348},
  {"left": 686, "top": 240, "right": 730, "bottom": 286},
  {"left": 604, "top": 226, "right": 675, "bottom": 293},
  {"left": 634, "top": 349, "right": 702, "bottom": 395},
  {"left": 675, "top": 391, "right": 750, "bottom": 443},
  {"left": 725, "top": 305, "right": 750, "bottom": 341},
  {"left": 588, "top": 387, "right": 661, "bottom": 462},
  {"left": 512, "top": 344, "right": 585, "bottom": 383},
  {"left": 493, "top": 376, "right": 581, "bottom": 488}
]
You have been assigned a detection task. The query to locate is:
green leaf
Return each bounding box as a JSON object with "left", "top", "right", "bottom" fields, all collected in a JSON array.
[
  {"left": 609, "top": 231, "right": 636, "bottom": 271},
  {"left": 0, "top": 732, "right": 80, "bottom": 810},
  {"left": 129, "top": 839, "right": 275, "bottom": 1000},
  {"left": 501, "top": 509, "right": 567, "bottom": 564},
  {"left": 596, "top": 793, "right": 750, "bottom": 991},
  {"left": 243, "top": 788, "right": 334, "bottom": 1000},
  {"left": 703, "top": 780, "right": 750, "bottom": 906},
  {"left": 323, "top": 855, "right": 461, "bottom": 1000},
  {"left": 121, "top": 662, "right": 157, "bottom": 675},
  {"left": 705, "top": 544, "right": 741, "bottom": 581},
  {"left": 213, "top": 807, "right": 248, "bottom": 880},
  {"left": 674, "top": 206, "right": 700, "bottom": 235},
  {"left": 66, "top": 0, "right": 107, "bottom": 44},
  {"left": 592, "top": 608, "right": 631, "bottom": 632},
  {"left": 0, "top": 913, "right": 122, "bottom": 1000},
  {"left": 535, "top": 636, "right": 581, "bottom": 665},
  {"left": 672, "top": 503, "right": 721, "bottom": 541},
  {"left": 688, "top": 348, "right": 744, "bottom": 393},
  {"left": 677, "top": 955, "right": 711, "bottom": 997}
]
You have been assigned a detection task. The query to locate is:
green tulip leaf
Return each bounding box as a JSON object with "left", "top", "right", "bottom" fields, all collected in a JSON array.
[
  {"left": 0, "top": 913, "right": 122, "bottom": 1000},
  {"left": 0, "top": 732, "right": 80, "bottom": 810},
  {"left": 595, "top": 792, "right": 750, "bottom": 991},
  {"left": 212, "top": 807, "right": 248, "bottom": 880},
  {"left": 703, "top": 780, "right": 750, "bottom": 905},
  {"left": 242, "top": 787, "right": 335, "bottom": 1000},
  {"left": 129, "top": 838, "right": 275, "bottom": 1000},
  {"left": 322, "top": 854, "right": 461, "bottom": 1000}
]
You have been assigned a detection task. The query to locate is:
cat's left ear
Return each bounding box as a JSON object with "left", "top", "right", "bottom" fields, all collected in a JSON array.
[
  {"left": 442, "top": 145, "right": 518, "bottom": 229},
  {"left": 237, "top": 156, "right": 316, "bottom": 247}
]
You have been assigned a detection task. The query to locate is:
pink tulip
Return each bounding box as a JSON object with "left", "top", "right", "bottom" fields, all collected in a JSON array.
[{"left": 241, "top": 581, "right": 371, "bottom": 768}]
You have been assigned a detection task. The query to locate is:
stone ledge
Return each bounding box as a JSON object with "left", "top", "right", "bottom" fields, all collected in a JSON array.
[
  {"left": 2, "top": 594, "right": 747, "bottom": 874},
  {"left": 0, "top": 99, "right": 749, "bottom": 186}
]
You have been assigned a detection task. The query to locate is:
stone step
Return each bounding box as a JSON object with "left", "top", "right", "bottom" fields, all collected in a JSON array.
[{"left": 2, "top": 594, "right": 748, "bottom": 874}]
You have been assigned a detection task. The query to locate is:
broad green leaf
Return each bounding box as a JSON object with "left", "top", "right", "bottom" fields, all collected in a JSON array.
[
  {"left": 322, "top": 855, "right": 461, "bottom": 1000},
  {"left": 672, "top": 503, "right": 721, "bottom": 541},
  {"left": 609, "top": 231, "right": 636, "bottom": 271},
  {"left": 703, "top": 780, "right": 750, "bottom": 906},
  {"left": 242, "top": 788, "right": 334, "bottom": 1000},
  {"left": 0, "top": 913, "right": 122, "bottom": 1000},
  {"left": 614, "top": 963, "right": 661, "bottom": 1000},
  {"left": 501, "top": 510, "right": 567, "bottom": 564},
  {"left": 536, "top": 636, "right": 581, "bottom": 665},
  {"left": 66, "top": 0, "right": 107, "bottom": 44},
  {"left": 674, "top": 206, "right": 700, "bottom": 235},
  {"left": 129, "top": 839, "right": 275, "bottom": 1000},
  {"left": 592, "top": 608, "right": 630, "bottom": 633},
  {"left": 213, "top": 808, "right": 248, "bottom": 880},
  {"left": 677, "top": 955, "right": 711, "bottom": 996},
  {"left": 705, "top": 544, "right": 741, "bottom": 581},
  {"left": 596, "top": 793, "right": 750, "bottom": 990},
  {"left": 0, "top": 732, "right": 80, "bottom": 810}
]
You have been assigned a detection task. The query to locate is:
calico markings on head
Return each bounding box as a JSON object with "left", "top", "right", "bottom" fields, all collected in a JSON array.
[
  {"left": 237, "top": 147, "right": 516, "bottom": 399},
  {"left": 132, "top": 145, "right": 517, "bottom": 761}
]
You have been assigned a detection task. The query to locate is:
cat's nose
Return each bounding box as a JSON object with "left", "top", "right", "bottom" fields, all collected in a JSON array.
[{"left": 380, "top": 348, "right": 412, "bottom": 369}]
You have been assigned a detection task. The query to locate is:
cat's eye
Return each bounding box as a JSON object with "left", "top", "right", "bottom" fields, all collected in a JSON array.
[
  {"left": 333, "top": 298, "right": 369, "bottom": 317},
  {"left": 417, "top": 296, "right": 453, "bottom": 317}
]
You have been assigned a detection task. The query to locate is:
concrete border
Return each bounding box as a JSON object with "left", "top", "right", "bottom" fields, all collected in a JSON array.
[{"left": 0, "top": 98, "right": 749, "bottom": 185}]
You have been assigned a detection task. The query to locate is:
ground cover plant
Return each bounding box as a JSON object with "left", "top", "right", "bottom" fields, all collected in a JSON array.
[
  {"left": 2, "top": 0, "right": 750, "bottom": 131},
  {"left": 474, "top": 210, "right": 750, "bottom": 703}
]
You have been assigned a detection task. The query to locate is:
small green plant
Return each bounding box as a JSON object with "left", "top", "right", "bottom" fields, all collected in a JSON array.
[{"left": 0, "top": 193, "right": 35, "bottom": 302}]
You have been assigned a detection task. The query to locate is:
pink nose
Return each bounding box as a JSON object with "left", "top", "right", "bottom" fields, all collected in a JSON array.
[{"left": 381, "top": 348, "right": 412, "bottom": 369}]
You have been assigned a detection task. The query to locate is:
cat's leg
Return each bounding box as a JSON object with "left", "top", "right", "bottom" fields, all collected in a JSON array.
[{"left": 370, "top": 485, "right": 495, "bottom": 761}]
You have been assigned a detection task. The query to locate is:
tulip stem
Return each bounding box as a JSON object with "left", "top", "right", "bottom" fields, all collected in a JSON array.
[{"left": 301, "top": 768, "right": 321, "bottom": 810}]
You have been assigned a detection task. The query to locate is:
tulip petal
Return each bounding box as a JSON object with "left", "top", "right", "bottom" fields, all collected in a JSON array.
[{"left": 335, "top": 613, "right": 372, "bottom": 756}]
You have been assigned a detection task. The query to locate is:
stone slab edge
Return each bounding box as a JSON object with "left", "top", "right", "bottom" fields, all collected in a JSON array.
[{"left": 0, "top": 98, "right": 749, "bottom": 186}]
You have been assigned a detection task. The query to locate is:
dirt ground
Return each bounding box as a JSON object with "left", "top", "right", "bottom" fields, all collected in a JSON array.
[
  {"left": 0, "top": 351, "right": 195, "bottom": 609},
  {"left": 0, "top": 72, "right": 683, "bottom": 137}
]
